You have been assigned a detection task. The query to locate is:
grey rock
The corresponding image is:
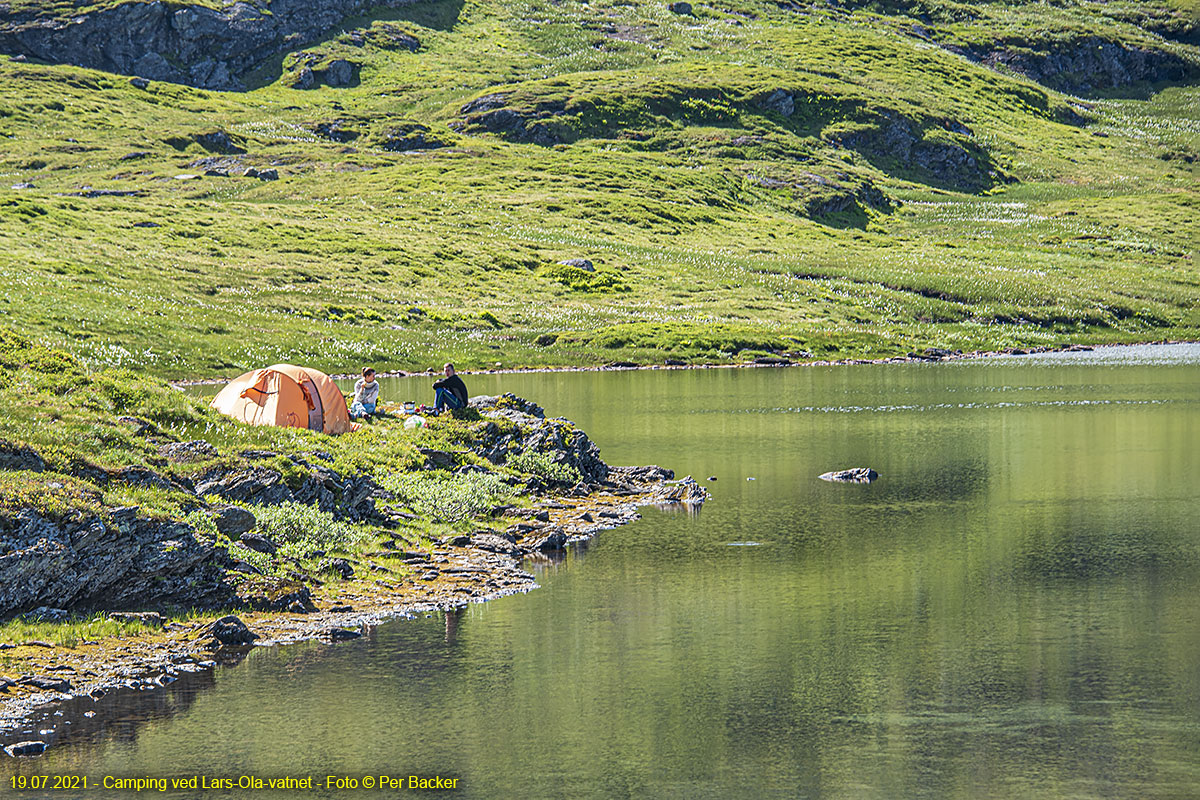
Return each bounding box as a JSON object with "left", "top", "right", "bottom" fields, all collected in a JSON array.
[
  {"left": 195, "top": 129, "right": 243, "bottom": 154},
  {"left": 290, "top": 66, "right": 315, "bottom": 90},
  {"left": 194, "top": 466, "right": 291, "bottom": 506},
  {"left": 652, "top": 476, "right": 709, "bottom": 505},
  {"left": 159, "top": 439, "right": 218, "bottom": 463},
  {"left": 965, "top": 36, "right": 1198, "bottom": 95},
  {"left": 375, "top": 124, "right": 446, "bottom": 151},
  {"left": 337, "top": 474, "right": 381, "bottom": 522},
  {"left": 112, "top": 465, "right": 176, "bottom": 491},
  {"left": 759, "top": 88, "right": 794, "bottom": 117},
  {"left": 528, "top": 529, "right": 567, "bottom": 551},
  {"left": 420, "top": 448, "right": 457, "bottom": 470},
  {"left": 467, "top": 395, "right": 609, "bottom": 484},
  {"left": 327, "top": 627, "right": 361, "bottom": 641},
  {"left": 239, "top": 532, "right": 278, "bottom": 555},
  {"left": 818, "top": 467, "right": 878, "bottom": 483},
  {"left": 0, "top": 508, "right": 232, "bottom": 616},
  {"left": 10, "top": 182, "right": 34, "bottom": 190},
  {"left": 4, "top": 740, "right": 46, "bottom": 757},
  {"left": 461, "top": 92, "right": 511, "bottom": 114},
  {"left": 558, "top": 258, "right": 594, "bottom": 271},
  {"left": 0, "top": 0, "right": 454, "bottom": 91},
  {"left": 20, "top": 675, "right": 71, "bottom": 692},
  {"left": 235, "top": 577, "right": 314, "bottom": 612},
  {"left": 131, "top": 51, "right": 173, "bottom": 80},
  {"left": 472, "top": 533, "right": 521, "bottom": 556},
  {"left": 213, "top": 505, "right": 256, "bottom": 537},
  {"left": 322, "top": 58, "right": 356, "bottom": 87},
  {"left": 610, "top": 464, "right": 674, "bottom": 483},
  {"left": 20, "top": 606, "right": 68, "bottom": 622},
  {"left": 196, "top": 615, "right": 258, "bottom": 647}
]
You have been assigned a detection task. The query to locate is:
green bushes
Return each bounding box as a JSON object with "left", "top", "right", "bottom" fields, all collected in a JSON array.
[
  {"left": 505, "top": 450, "right": 583, "bottom": 485},
  {"left": 381, "top": 471, "right": 511, "bottom": 525},
  {"left": 251, "top": 502, "right": 367, "bottom": 551}
]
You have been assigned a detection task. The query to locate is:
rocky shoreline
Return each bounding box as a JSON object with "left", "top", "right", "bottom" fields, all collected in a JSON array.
[{"left": 0, "top": 394, "right": 706, "bottom": 748}]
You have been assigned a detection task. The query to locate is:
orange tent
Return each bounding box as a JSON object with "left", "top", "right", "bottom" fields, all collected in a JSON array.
[{"left": 210, "top": 364, "right": 353, "bottom": 435}]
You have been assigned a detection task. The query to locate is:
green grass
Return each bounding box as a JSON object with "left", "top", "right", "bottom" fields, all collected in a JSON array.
[
  {"left": 0, "top": 612, "right": 179, "bottom": 649},
  {"left": 0, "top": 0, "right": 1196, "bottom": 378}
]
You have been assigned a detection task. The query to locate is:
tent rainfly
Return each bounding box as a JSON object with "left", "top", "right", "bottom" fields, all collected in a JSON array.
[{"left": 210, "top": 364, "right": 353, "bottom": 435}]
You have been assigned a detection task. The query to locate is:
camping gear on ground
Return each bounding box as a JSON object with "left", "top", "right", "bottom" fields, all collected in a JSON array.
[
  {"left": 404, "top": 415, "right": 426, "bottom": 429},
  {"left": 210, "top": 364, "right": 353, "bottom": 435},
  {"left": 403, "top": 401, "right": 416, "bottom": 414}
]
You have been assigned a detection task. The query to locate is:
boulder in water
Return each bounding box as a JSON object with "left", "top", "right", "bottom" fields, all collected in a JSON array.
[{"left": 819, "top": 468, "right": 878, "bottom": 483}]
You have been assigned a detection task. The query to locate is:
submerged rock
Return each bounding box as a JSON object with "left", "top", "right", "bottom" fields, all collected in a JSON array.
[
  {"left": 818, "top": 468, "right": 878, "bottom": 484},
  {"left": 4, "top": 740, "right": 46, "bottom": 757}
]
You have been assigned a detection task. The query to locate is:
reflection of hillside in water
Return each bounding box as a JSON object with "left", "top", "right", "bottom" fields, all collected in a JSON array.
[{"left": 2, "top": 650, "right": 236, "bottom": 773}]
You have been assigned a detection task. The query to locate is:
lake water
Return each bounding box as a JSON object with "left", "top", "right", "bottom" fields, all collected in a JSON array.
[{"left": 6, "top": 345, "right": 1200, "bottom": 798}]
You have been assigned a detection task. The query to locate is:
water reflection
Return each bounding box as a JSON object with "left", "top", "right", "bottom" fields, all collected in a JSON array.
[{"left": 6, "top": 346, "right": 1198, "bottom": 799}]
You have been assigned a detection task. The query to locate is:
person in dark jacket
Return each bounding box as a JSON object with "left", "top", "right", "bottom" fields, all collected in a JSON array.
[{"left": 433, "top": 363, "right": 468, "bottom": 411}]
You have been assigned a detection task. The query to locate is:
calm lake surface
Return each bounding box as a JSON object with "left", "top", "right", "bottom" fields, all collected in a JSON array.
[{"left": 7, "top": 344, "right": 1200, "bottom": 799}]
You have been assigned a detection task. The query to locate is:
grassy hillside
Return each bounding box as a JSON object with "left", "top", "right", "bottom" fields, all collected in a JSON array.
[{"left": 0, "top": 0, "right": 1197, "bottom": 377}]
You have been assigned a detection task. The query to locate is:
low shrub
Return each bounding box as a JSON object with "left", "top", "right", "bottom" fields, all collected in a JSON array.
[
  {"left": 505, "top": 450, "right": 583, "bottom": 485},
  {"left": 382, "top": 471, "right": 511, "bottom": 524}
]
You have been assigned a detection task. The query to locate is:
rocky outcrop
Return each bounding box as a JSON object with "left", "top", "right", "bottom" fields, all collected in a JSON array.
[
  {"left": 0, "top": 506, "right": 233, "bottom": 616},
  {"left": 0, "top": 0, "right": 421, "bottom": 91},
  {"left": 193, "top": 461, "right": 384, "bottom": 523},
  {"left": 829, "top": 112, "right": 996, "bottom": 191},
  {"left": 469, "top": 394, "right": 610, "bottom": 484},
  {"left": 954, "top": 36, "right": 1200, "bottom": 95},
  {"left": 371, "top": 123, "right": 449, "bottom": 152},
  {"left": 455, "top": 92, "right": 577, "bottom": 146}
]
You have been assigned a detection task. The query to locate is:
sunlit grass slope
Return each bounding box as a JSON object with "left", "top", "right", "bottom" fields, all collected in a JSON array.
[{"left": 0, "top": 0, "right": 1197, "bottom": 377}]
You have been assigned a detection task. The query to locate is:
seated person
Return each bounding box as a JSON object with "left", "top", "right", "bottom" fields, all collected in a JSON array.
[
  {"left": 433, "top": 363, "right": 468, "bottom": 411},
  {"left": 350, "top": 367, "right": 380, "bottom": 418}
]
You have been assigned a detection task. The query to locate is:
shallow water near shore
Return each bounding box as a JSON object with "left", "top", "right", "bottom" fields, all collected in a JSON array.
[{"left": 7, "top": 344, "right": 1200, "bottom": 799}]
